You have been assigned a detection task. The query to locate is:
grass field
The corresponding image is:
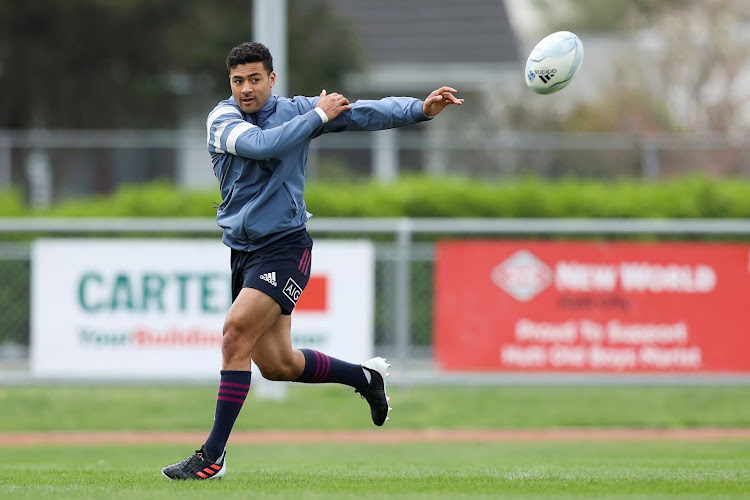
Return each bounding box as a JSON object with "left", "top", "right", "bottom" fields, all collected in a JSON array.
[
  {"left": 3, "top": 384, "right": 750, "bottom": 431},
  {"left": 4, "top": 441, "right": 749, "bottom": 499},
  {"left": 2, "top": 384, "right": 749, "bottom": 499}
]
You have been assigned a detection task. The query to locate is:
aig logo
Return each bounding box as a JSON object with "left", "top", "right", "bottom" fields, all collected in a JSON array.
[{"left": 283, "top": 277, "right": 303, "bottom": 303}]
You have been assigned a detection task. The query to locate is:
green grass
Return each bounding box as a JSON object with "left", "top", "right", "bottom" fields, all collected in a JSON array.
[
  {"left": 2, "top": 385, "right": 749, "bottom": 498},
  {"left": 2, "top": 384, "right": 750, "bottom": 431},
  {"left": 1, "top": 442, "right": 749, "bottom": 499}
]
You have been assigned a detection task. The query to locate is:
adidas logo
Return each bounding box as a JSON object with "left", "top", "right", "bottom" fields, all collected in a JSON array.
[{"left": 259, "top": 272, "right": 277, "bottom": 287}]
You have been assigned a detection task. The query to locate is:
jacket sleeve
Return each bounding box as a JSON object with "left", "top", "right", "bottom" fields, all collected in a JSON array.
[
  {"left": 321, "top": 97, "right": 433, "bottom": 133},
  {"left": 206, "top": 105, "right": 323, "bottom": 160}
]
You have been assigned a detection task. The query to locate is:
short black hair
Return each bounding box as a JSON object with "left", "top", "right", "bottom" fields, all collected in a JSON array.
[{"left": 226, "top": 42, "right": 273, "bottom": 74}]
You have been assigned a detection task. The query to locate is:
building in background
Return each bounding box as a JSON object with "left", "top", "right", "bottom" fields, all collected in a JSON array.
[
  {"left": 326, "top": 0, "right": 520, "bottom": 95},
  {"left": 312, "top": 0, "right": 522, "bottom": 180}
]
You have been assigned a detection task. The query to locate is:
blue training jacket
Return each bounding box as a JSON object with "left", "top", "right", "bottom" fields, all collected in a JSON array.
[{"left": 207, "top": 94, "right": 432, "bottom": 251}]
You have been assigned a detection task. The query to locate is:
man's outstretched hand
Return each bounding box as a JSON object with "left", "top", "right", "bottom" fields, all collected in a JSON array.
[{"left": 423, "top": 86, "right": 464, "bottom": 117}]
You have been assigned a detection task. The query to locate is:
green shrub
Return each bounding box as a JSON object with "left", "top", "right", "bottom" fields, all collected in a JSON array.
[
  {"left": 3, "top": 175, "right": 750, "bottom": 219},
  {"left": 0, "top": 189, "right": 26, "bottom": 216},
  {"left": 41, "top": 182, "right": 222, "bottom": 217}
]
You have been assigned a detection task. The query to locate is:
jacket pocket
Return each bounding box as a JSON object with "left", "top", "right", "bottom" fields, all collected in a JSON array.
[
  {"left": 218, "top": 184, "right": 235, "bottom": 211},
  {"left": 282, "top": 182, "right": 299, "bottom": 216}
]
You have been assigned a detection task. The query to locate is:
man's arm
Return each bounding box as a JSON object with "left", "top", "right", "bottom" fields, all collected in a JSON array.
[
  {"left": 320, "top": 86, "right": 464, "bottom": 133},
  {"left": 207, "top": 91, "right": 350, "bottom": 160}
]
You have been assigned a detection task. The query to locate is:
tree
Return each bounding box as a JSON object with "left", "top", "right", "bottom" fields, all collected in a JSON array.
[
  {"left": 517, "top": 0, "right": 750, "bottom": 178},
  {"left": 531, "top": 0, "right": 682, "bottom": 33},
  {"left": 530, "top": 0, "right": 750, "bottom": 134},
  {"left": 0, "top": 0, "right": 364, "bottom": 129}
]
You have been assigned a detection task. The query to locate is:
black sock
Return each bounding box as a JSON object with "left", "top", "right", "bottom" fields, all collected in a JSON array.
[
  {"left": 294, "top": 349, "right": 368, "bottom": 391},
  {"left": 203, "top": 370, "right": 251, "bottom": 461}
]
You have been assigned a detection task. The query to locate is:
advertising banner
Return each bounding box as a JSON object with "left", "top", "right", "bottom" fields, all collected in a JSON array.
[
  {"left": 434, "top": 240, "right": 750, "bottom": 372},
  {"left": 31, "top": 239, "right": 373, "bottom": 377}
]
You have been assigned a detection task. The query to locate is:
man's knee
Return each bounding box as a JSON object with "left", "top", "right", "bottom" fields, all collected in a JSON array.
[{"left": 222, "top": 317, "right": 254, "bottom": 362}]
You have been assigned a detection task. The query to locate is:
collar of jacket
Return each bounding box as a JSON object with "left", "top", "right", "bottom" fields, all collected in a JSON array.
[{"left": 251, "top": 95, "right": 279, "bottom": 124}]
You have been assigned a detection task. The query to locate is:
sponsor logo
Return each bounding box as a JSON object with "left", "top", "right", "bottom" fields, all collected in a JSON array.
[
  {"left": 555, "top": 262, "right": 716, "bottom": 293},
  {"left": 283, "top": 277, "right": 303, "bottom": 303},
  {"left": 536, "top": 68, "right": 557, "bottom": 84},
  {"left": 491, "top": 250, "right": 717, "bottom": 302},
  {"left": 77, "top": 271, "right": 230, "bottom": 314},
  {"left": 259, "top": 271, "right": 277, "bottom": 287},
  {"left": 78, "top": 327, "right": 222, "bottom": 348},
  {"left": 491, "top": 250, "right": 553, "bottom": 302},
  {"left": 527, "top": 70, "right": 536, "bottom": 82}
]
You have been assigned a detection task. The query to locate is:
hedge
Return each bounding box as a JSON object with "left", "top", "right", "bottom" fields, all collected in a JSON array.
[{"left": 2, "top": 176, "right": 750, "bottom": 219}]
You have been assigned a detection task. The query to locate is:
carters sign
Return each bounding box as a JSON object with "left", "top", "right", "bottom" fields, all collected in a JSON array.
[
  {"left": 31, "top": 239, "right": 373, "bottom": 378},
  {"left": 434, "top": 240, "right": 750, "bottom": 373}
]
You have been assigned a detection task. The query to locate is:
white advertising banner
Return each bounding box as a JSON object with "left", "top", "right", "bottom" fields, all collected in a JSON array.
[{"left": 31, "top": 238, "right": 374, "bottom": 378}]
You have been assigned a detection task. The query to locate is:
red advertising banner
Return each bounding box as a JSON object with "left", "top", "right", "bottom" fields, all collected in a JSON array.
[{"left": 434, "top": 240, "right": 750, "bottom": 372}]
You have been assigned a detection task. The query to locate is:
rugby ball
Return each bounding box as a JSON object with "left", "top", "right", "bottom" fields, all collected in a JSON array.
[{"left": 525, "top": 31, "right": 584, "bottom": 95}]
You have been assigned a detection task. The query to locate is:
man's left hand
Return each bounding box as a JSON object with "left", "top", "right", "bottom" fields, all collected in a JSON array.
[{"left": 423, "top": 86, "right": 464, "bottom": 117}]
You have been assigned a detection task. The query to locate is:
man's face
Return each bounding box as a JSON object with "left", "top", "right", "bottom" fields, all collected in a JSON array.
[{"left": 229, "top": 62, "right": 275, "bottom": 114}]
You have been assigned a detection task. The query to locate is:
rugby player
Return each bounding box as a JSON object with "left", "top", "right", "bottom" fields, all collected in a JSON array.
[{"left": 162, "top": 42, "right": 463, "bottom": 480}]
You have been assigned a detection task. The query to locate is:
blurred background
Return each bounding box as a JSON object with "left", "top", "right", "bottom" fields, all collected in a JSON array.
[{"left": 1, "top": 0, "right": 750, "bottom": 383}]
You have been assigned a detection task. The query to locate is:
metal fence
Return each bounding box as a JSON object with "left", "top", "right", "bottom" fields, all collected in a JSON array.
[
  {"left": 3, "top": 217, "right": 750, "bottom": 384},
  {"left": 3, "top": 129, "right": 750, "bottom": 208}
]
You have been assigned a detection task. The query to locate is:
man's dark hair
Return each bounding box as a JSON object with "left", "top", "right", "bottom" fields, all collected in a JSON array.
[{"left": 226, "top": 42, "right": 274, "bottom": 74}]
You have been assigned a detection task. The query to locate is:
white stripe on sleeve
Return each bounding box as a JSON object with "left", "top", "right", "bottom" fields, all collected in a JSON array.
[
  {"left": 225, "top": 122, "right": 256, "bottom": 155},
  {"left": 212, "top": 120, "right": 232, "bottom": 152},
  {"left": 205, "top": 105, "right": 242, "bottom": 143}
]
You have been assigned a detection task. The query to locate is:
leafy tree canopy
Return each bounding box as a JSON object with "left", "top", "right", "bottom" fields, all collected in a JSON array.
[
  {"left": 532, "top": 0, "right": 685, "bottom": 33},
  {"left": 0, "top": 0, "right": 364, "bottom": 128}
]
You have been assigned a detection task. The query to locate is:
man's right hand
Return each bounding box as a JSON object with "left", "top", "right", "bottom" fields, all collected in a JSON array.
[{"left": 316, "top": 89, "right": 351, "bottom": 121}]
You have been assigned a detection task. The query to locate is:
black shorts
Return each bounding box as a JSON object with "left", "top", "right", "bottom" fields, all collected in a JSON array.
[{"left": 230, "top": 228, "right": 313, "bottom": 315}]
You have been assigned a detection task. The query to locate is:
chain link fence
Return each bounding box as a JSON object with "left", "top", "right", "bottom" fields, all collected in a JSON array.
[
  {"left": 374, "top": 243, "right": 434, "bottom": 358},
  {"left": 0, "top": 243, "right": 31, "bottom": 363}
]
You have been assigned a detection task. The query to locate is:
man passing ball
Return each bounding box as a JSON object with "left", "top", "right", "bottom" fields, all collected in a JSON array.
[{"left": 161, "top": 41, "right": 463, "bottom": 480}]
